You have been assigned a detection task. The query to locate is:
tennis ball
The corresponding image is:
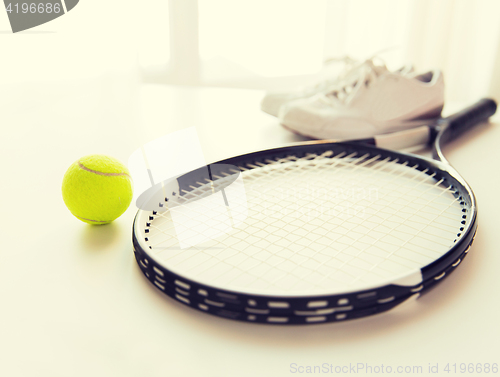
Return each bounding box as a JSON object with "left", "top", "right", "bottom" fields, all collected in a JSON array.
[{"left": 62, "top": 154, "right": 133, "bottom": 224}]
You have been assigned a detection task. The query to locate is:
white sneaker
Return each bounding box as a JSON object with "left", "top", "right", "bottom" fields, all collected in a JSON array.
[
  {"left": 261, "top": 56, "right": 359, "bottom": 117},
  {"left": 261, "top": 57, "right": 413, "bottom": 117},
  {"left": 278, "top": 60, "right": 444, "bottom": 140}
]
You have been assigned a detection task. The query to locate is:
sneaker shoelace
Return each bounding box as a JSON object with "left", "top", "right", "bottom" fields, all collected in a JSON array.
[
  {"left": 320, "top": 59, "right": 387, "bottom": 106},
  {"left": 296, "top": 55, "right": 359, "bottom": 94}
]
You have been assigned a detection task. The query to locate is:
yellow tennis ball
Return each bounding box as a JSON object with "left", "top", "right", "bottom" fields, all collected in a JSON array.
[{"left": 62, "top": 154, "right": 133, "bottom": 224}]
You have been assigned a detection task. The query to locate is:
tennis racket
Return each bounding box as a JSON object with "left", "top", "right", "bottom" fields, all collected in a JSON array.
[{"left": 133, "top": 98, "right": 496, "bottom": 325}]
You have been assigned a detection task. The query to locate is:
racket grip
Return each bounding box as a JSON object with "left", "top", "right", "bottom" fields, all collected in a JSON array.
[{"left": 445, "top": 98, "right": 497, "bottom": 139}]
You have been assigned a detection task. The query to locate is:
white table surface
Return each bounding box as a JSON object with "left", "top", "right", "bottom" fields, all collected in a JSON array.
[{"left": 1, "top": 82, "right": 499, "bottom": 377}]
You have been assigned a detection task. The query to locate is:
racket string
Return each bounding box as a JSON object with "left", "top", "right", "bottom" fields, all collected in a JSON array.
[
  {"left": 143, "top": 151, "right": 467, "bottom": 293},
  {"left": 156, "top": 160, "right": 454, "bottom": 284},
  {"left": 256, "top": 159, "right": 460, "bottom": 287}
]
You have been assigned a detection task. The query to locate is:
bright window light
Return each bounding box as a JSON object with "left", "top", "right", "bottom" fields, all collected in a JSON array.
[
  {"left": 138, "top": 0, "right": 171, "bottom": 67},
  {"left": 198, "top": 0, "right": 327, "bottom": 77}
]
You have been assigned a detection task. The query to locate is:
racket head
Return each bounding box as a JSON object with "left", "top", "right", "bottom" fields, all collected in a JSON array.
[{"left": 132, "top": 141, "right": 476, "bottom": 320}]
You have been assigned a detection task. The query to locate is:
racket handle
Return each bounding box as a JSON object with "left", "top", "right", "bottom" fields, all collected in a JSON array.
[
  {"left": 433, "top": 98, "right": 497, "bottom": 162},
  {"left": 445, "top": 98, "right": 497, "bottom": 139}
]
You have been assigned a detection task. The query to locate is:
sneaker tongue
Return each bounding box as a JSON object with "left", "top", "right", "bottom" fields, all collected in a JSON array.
[
  {"left": 325, "top": 59, "right": 387, "bottom": 101},
  {"left": 369, "top": 61, "right": 388, "bottom": 76},
  {"left": 374, "top": 65, "right": 387, "bottom": 75}
]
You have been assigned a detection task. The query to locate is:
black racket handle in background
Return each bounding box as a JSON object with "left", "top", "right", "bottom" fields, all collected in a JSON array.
[{"left": 432, "top": 98, "right": 497, "bottom": 161}]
